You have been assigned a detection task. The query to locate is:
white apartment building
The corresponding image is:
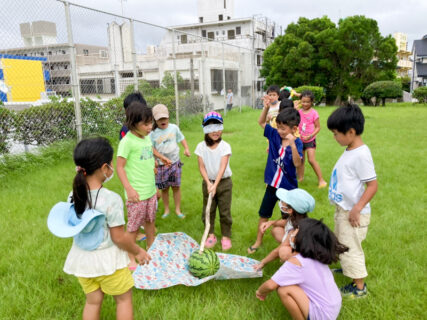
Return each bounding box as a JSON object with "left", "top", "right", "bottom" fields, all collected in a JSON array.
[{"left": 78, "top": 0, "right": 277, "bottom": 109}]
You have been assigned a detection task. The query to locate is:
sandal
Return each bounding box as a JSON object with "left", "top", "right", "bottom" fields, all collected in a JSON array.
[
  {"left": 205, "top": 234, "right": 217, "bottom": 248},
  {"left": 176, "top": 212, "right": 186, "bottom": 219},
  {"left": 221, "top": 237, "right": 232, "bottom": 251},
  {"left": 161, "top": 212, "right": 170, "bottom": 219},
  {"left": 247, "top": 246, "right": 259, "bottom": 254}
]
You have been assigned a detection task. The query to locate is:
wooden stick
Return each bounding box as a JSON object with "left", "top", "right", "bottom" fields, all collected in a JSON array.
[{"left": 199, "top": 192, "right": 213, "bottom": 254}]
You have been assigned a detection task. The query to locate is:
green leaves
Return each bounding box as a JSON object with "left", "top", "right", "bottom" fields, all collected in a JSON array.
[{"left": 261, "top": 15, "right": 398, "bottom": 104}]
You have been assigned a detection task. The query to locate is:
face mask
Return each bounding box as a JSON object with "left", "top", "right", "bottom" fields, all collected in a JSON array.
[
  {"left": 289, "top": 232, "right": 297, "bottom": 250},
  {"left": 103, "top": 164, "right": 114, "bottom": 183}
]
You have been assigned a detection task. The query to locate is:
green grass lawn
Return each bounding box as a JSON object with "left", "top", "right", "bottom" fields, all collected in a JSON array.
[{"left": 0, "top": 103, "right": 426, "bottom": 319}]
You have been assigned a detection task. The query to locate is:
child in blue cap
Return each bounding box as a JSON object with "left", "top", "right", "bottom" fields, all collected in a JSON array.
[{"left": 255, "top": 188, "right": 315, "bottom": 270}]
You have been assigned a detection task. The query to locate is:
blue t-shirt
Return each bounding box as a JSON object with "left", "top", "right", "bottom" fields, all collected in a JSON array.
[{"left": 264, "top": 124, "right": 303, "bottom": 190}]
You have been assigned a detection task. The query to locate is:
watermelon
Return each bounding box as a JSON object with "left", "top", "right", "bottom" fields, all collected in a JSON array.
[{"left": 188, "top": 249, "right": 220, "bottom": 278}]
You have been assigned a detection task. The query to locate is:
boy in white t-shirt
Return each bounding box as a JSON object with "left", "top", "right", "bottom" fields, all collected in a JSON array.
[{"left": 327, "top": 103, "right": 378, "bottom": 298}]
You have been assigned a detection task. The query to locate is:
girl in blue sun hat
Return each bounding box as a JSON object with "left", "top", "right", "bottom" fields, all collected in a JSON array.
[
  {"left": 255, "top": 188, "right": 315, "bottom": 271},
  {"left": 195, "top": 111, "right": 233, "bottom": 251},
  {"left": 48, "top": 137, "right": 151, "bottom": 319}
]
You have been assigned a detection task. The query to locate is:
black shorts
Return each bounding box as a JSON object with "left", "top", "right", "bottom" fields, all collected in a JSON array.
[
  {"left": 258, "top": 185, "right": 279, "bottom": 219},
  {"left": 302, "top": 139, "right": 316, "bottom": 150}
]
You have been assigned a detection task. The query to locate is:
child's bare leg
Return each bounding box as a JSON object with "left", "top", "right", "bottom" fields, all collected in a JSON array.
[
  {"left": 144, "top": 221, "right": 156, "bottom": 249},
  {"left": 297, "top": 150, "right": 306, "bottom": 182},
  {"left": 114, "top": 289, "right": 133, "bottom": 320},
  {"left": 354, "top": 278, "right": 365, "bottom": 290},
  {"left": 172, "top": 186, "right": 182, "bottom": 214},
  {"left": 161, "top": 187, "right": 170, "bottom": 214},
  {"left": 256, "top": 246, "right": 280, "bottom": 270},
  {"left": 277, "top": 285, "right": 309, "bottom": 320},
  {"left": 271, "top": 226, "right": 285, "bottom": 243},
  {"left": 127, "top": 231, "right": 138, "bottom": 269},
  {"left": 82, "top": 289, "right": 104, "bottom": 320},
  {"left": 307, "top": 148, "right": 326, "bottom": 186},
  {"left": 248, "top": 217, "right": 268, "bottom": 253}
]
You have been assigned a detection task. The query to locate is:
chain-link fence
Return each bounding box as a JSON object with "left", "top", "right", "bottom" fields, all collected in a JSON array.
[{"left": 0, "top": 0, "right": 274, "bottom": 155}]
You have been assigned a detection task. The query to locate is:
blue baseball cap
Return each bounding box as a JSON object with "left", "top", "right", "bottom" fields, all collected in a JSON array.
[
  {"left": 47, "top": 202, "right": 106, "bottom": 251},
  {"left": 202, "top": 111, "right": 223, "bottom": 125},
  {"left": 276, "top": 188, "right": 315, "bottom": 214}
]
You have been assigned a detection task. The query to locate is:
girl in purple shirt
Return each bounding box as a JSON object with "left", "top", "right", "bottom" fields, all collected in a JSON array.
[{"left": 256, "top": 218, "right": 348, "bottom": 320}]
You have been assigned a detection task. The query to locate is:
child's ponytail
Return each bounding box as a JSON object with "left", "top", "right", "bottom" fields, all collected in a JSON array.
[{"left": 72, "top": 137, "right": 114, "bottom": 217}]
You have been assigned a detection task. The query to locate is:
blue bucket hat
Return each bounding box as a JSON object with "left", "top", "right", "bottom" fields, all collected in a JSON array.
[
  {"left": 276, "top": 188, "right": 315, "bottom": 214},
  {"left": 47, "top": 202, "right": 106, "bottom": 251}
]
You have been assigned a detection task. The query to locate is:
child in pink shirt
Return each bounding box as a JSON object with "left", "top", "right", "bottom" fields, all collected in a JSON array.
[{"left": 297, "top": 90, "right": 327, "bottom": 188}]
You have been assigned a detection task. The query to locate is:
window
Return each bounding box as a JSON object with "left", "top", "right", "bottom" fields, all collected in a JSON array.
[
  {"left": 219, "top": 14, "right": 223, "bottom": 21},
  {"left": 83, "top": 49, "right": 89, "bottom": 56},
  {"left": 222, "top": 30, "right": 225, "bottom": 35},
  {"left": 210, "top": 69, "right": 238, "bottom": 94},
  {"left": 199, "top": 17, "right": 203, "bottom": 23},
  {"left": 236, "top": 26, "right": 241, "bottom": 35},
  {"left": 121, "top": 72, "right": 134, "bottom": 78},
  {"left": 257, "top": 55, "right": 262, "bottom": 66},
  {"left": 48, "top": 51, "right": 52, "bottom": 55},
  {"left": 216, "top": 31, "right": 219, "bottom": 36},
  {"left": 208, "top": 32, "right": 215, "bottom": 40},
  {"left": 224, "top": 0, "right": 226, "bottom": 8},
  {"left": 100, "top": 50, "right": 108, "bottom": 58},
  {"left": 180, "top": 35, "right": 187, "bottom": 44},
  {"left": 227, "top": 30, "right": 235, "bottom": 40},
  {"left": 202, "top": 30, "right": 207, "bottom": 38},
  {"left": 62, "top": 50, "right": 66, "bottom": 54}
]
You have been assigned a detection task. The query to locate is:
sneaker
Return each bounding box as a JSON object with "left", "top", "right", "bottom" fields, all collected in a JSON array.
[
  {"left": 349, "top": 284, "right": 368, "bottom": 299},
  {"left": 205, "top": 234, "right": 217, "bottom": 248},
  {"left": 332, "top": 268, "right": 343, "bottom": 274},
  {"left": 340, "top": 282, "right": 357, "bottom": 295},
  {"left": 340, "top": 282, "right": 368, "bottom": 298},
  {"left": 221, "top": 237, "right": 232, "bottom": 251}
]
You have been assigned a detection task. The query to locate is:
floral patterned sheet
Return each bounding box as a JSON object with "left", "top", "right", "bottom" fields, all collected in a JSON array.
[{"left": 133, "top": 232, "right": 262, "bottom": 290}]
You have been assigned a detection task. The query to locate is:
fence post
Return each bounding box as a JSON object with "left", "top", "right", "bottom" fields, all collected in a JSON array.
[
  {"left": 64, "top": 1, "right": 82, "bottom": 141},
  {"left": 129, "top": 19, "right": 138, "bottom": 92},
  {"left": 171, "top": 29, "right": 180, "bottom": 126},
  {"left": 200, "top": 40, "right": 206, "bottom": 113},
  {"left": 222, "top": 42, "right": 226, "bottom": 115}
]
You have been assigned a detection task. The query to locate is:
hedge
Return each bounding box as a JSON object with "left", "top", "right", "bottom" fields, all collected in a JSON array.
[
  {"left": 294, "top": 86, "right": 325, "bottom": 105},
  {"left": 413, "top": 86, "right": 427, "bottom": 103},
  {"left": 0, "top": 108, "right": 13, "bottom": 154},
  {"left": 362, "top": 81, "right": 402, "bottom": 106}
]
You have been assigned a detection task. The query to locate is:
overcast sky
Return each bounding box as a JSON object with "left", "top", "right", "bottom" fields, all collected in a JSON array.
[
  {"left": 0, "top": 0, "right": 426, "bottom": 50},
  {"left": 66, "top": 0, "right": 426, "bottom": 45}
]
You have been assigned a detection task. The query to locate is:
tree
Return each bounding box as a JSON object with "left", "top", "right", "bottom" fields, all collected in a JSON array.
[{"left": 261, "top": 15, "right": 398, "bottom": 104}]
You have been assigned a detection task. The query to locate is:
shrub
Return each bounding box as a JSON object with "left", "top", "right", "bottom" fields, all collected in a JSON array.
[
  {"left": 400, "top": 76, "right": 411, "bottom": 92},
  {"left": 413, "top": 86, "right": 427, "bottom": 103},
  {"left": 0, "top": 107, "right": 13, "bottom": 154},
  {"left": 294, "top": 86, "right": 325, "bottom": 105},
  {"left": 14, "top": 100, "right": 75, "bottom": 145},
  {"left": 362, "top": 81, "right": 402, "bottom": 106}
]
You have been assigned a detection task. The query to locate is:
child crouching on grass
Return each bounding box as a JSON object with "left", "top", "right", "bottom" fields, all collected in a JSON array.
[
  {"left": 195, "top": 111, "right": 233, "bottom": 251},
  {"left": 255, "top": 188, "right": 314, "bottom": 271},
  {"left": 256, "top": 218, "right": 348, "bottom": 320}
]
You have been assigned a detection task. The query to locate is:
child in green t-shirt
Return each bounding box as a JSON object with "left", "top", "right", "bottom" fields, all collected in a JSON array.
[{"left": 117, "top": 102, "right": 171, "bottom": 271}]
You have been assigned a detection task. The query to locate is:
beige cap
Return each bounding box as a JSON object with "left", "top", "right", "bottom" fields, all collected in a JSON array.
[{"left": 152, "top": 104, "right": 169, "bottom": 120}]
